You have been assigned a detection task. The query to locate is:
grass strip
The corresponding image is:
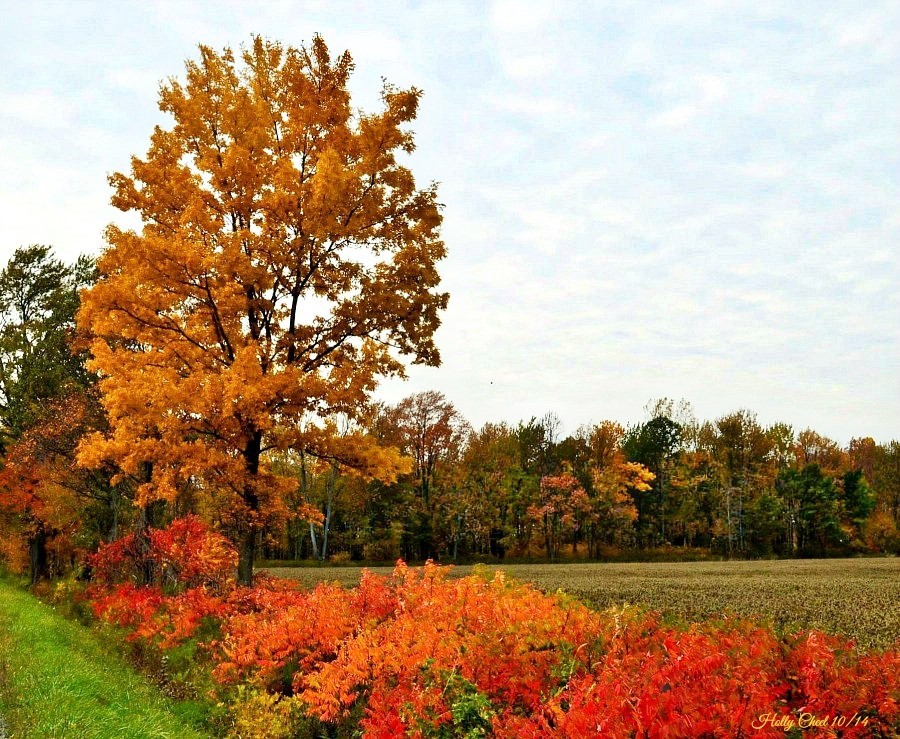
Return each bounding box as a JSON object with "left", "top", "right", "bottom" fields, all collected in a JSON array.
[{"left": 0, "top": 579, "right": 208, "bottom": 738}]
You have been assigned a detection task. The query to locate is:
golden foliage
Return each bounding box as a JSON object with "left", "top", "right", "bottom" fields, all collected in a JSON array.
[{"left": 75, "top": 35, "right": 446, "bottom": 575}]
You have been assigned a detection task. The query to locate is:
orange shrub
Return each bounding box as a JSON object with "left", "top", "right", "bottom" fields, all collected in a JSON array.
[{"left": 85, "top": 560, "right": 900, "bottom": 737}]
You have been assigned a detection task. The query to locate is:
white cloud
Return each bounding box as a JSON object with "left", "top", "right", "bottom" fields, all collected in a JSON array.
[
  {"left": 489, "top": 93, "right": 566, "bottom": 118},
  {"left": 500, "top": 53, "right": 558, "bottom": 79},
  {"left": 649, "top": 103, "right": 697, "bottom": 128},
  {"left": 741, "top": 161, "right": 788, "bottom": 180},
  {"left": 490, "top": 0, "right": 558, "bottom": 34},
  {"left": 2, "top": 90, "right": 75, "bottom": 128},
  {"left": 106, "top": 68, "right": 165, "bottom": 95}
]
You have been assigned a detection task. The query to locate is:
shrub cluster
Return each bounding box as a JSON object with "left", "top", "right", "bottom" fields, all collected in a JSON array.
[{"left": 85, "top": 517, "right": 900, "bottom": 737}]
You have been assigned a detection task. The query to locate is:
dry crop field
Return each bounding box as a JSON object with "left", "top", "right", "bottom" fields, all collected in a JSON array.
[{"left": 267, "top": 557, "right": 900, "bottom": 651}]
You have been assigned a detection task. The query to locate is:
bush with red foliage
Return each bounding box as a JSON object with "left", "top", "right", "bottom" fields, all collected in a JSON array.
[
  {"left": 88, "top": 515, "right": 237, "bottom": 643},
  {"left": 89, "top": 582, "right": 165, "bottom": 633},
  {"left": 88, "top": 515, "right": 237, "bottom": 589},
  {"left": 85, "top": 559, "right": 900, "bottom": 737}
]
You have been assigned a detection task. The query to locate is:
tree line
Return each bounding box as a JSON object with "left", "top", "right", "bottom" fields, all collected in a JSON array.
[
  {"left": 270, "top": 394, "right": 899, "bottom": 563},
  {"left": 1, "top": 245, "right": 897, "bottom": 585}
]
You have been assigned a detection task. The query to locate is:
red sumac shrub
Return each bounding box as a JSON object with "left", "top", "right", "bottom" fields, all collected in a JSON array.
[
  {"left": 89, "top": 582, "right": 164, "bottom": 634},
  {"left": 84, "top": 560, "right": 900, "bottom": 738},
  {"left": 149, "top": 515, "right": 237, "bottom": 589},
  {"left": 88, "top": 515, "right": 236, "bottom": 589}
]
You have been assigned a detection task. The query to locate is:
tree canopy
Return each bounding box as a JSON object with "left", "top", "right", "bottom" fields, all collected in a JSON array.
[{"left": 76, "top": 35, "right": 447, "bottom": 583}]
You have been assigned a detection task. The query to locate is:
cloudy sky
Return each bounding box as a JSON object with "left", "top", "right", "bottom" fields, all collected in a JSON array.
[{"left": 1, "top": 1, "right": 897, "bottom": 443}]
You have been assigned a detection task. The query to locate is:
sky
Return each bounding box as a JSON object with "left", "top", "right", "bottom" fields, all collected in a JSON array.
[{"left": 1, "top": 1, "right": 897, "bottom": 444}]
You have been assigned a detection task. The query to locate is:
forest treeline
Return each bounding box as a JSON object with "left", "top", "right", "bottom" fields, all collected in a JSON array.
[{"left": 1, "top": 245, "right": 897, "bottom": 584}]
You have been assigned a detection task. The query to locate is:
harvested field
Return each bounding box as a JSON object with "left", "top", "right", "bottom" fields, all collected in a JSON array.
[{"left": 267, "top": 557, "right": 900, "bottom": 650}]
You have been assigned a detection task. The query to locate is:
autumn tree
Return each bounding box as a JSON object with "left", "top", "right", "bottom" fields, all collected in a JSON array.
[
  {"left": 559, "top": 421, "right": 652, "bottom": 554},
  {"left": 528, "top": 471, "right": 590, "bottom": 559},
  {"left": 373, "top": 391, "right": 469, "bottom": 559},
  {"left": 873, "top": 441, "right": 900, "bottom": 526},
  {"left": 667, "top": 449, "right": 721, "bottom": 549},
  {"left": 0, "top": 392, "right": 111, "bottom": 581},
  {"left": 847, "top": 437, "right": 877, "bottom": 483},
  {"left": 588, "top": 458, "right": 651, "bottom": 553},
  {"left": 584, "top": 420, "right": 626, "bottom": 469},
  {"left": 713, "top": 410, "right": 774, "bottom": 555},
  {"left": 391, "top": 392, "right": 468, "bottom": 508},
  {"left": 457, "top": 422, "right": 522, "bottom": 558},
  {"left": 76, "top": 35, "right": 447, "bottom": 584},
  {"left": 794, "top": 429, "right": 847, "bottom": 476},
  {"left": 0, "top": 246, "right": 104, "bottom": 581}
]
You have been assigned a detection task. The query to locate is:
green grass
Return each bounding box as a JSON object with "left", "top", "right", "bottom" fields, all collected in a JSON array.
[
  {"left": 267, "top": 557, "right": 900, "bottom": 651},
  {"left": 0, "top": 579, "right": 209, "bottom": 738}
]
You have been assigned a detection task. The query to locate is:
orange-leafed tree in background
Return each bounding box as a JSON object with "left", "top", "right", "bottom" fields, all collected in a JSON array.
[
  {"left": 529, "top": 472, "right": 591, "bottom": 560},
  {"left": 76, "top": 35, "right": 447, "bottom": 584},
  {"left": 0, "top": 393, "right": 98, "bottom": 582},
  {"left": 589, "top": 458, "right": 652, "bottom": 551}
]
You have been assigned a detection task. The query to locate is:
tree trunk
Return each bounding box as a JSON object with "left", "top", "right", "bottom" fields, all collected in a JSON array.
[
  {"left": 321, "top": 462, "right": 337, "bottom": 561},
  {"left": 321, "top": 501, "right": 332, "bottom": 561},
  {"left": 725, "top": 484, "right": 733, "bottom": 558},
  {"left": 659, "top": 465, "right": 666, "bottom": 543},
  {"left": 29, "top": 526, "right": 49, "bottom": 584},
  {"left": 237, "top": 431, "right": 263, "bottom": 586},
  {"left": 136, "top": 503, "right": 156, "bottom": 585},
  {"left": 110, "top": 488, "right": 119, "bottom": 542},
  {"left": 134, "top": 461, "right": 156, "bottom": 585},
  {"left": 299, "top": 450, "right": 320, "bottom": 559},
  {"left": 308, "top": 521, "right": 320, "bottom": 559}
]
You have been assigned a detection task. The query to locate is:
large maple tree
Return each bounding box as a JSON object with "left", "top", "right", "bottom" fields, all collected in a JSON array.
[{"left": 77, "top": 35, "right": 447, "bottom": 584}]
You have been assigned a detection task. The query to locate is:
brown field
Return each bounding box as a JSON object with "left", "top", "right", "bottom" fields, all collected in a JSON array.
[{"left": 266, "top": 557, "right": 900, "bottom": 650}]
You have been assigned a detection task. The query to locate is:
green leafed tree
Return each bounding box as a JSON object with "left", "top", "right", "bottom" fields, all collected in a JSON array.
[{"left": 0, "top": 245, "right": 94, "bottom": 448}]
